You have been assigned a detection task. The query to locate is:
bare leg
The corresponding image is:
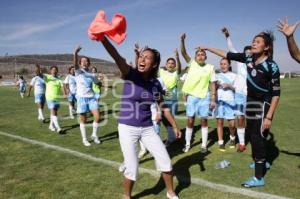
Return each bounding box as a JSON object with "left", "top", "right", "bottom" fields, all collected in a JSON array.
[
  {"left": 162, "top": 171, "right": 176, "bottom": 197},
  {"left": 124, "top": 177, "right": 134, "bottom": 199}
]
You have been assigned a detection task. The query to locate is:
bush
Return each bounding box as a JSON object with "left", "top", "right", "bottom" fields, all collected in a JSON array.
[{"left": 17, "top": 67, "right": 29, "bottom": 75}]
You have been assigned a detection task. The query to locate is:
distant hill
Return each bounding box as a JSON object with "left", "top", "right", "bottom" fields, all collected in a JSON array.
[{"left": 0, "top": 54, "right": 119, "bottom": 77}]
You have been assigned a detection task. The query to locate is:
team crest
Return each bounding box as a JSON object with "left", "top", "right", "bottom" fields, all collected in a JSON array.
[{"left": 251, "top": 69, "right": 257, "bottom": 77}]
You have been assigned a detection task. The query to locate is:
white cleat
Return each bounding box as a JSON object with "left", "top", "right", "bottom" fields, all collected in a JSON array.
[
  {"left": 83, "top": 139, "right": 91, "bottom": 147},
  {"left": 182, "top": 145, "right": 190, "bottom": 153},
  {"left": 56, "top": 128, "right": 62, "bottom": 133},
  {"left": 138, "top": 150, "right": 147, "bottom": 159},
  {"left": 91, "top": 136, "right": 101, "bottom": 144},
  {"left": 167, "top": 192, "right": 179, "bottom": 199},
  {"left": 49, "top": 126, "right": 56, "bottom": 132}
]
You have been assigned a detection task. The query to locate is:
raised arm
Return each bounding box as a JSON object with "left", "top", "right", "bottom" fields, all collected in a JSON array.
[
  {"left": 199, "top": 47, "right": 227, "bottom": 58},
  {"left": 74, "top": 45, "right": 81, "bottom": 70},
  {"left": 221, "top": 27, "right": 238, "bottom": 53},
  {"left": 180, "top": 33, "right": 191, "bottom": 63},
  {"left": 277, "top": 17, "right": 300, "bottom": 63},
  {"left": 134, "top": 43, "right": 140, "bottom": 67},
  {"left": 175, "top": 48, "right": 182, "bottom": 74},
  {"left": 101, "top": 36, "right": 130, "bottom": 77}
]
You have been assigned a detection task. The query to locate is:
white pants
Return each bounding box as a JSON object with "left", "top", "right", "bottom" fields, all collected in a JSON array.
[{"left": 118, "top": 123, "right": 172, "bottom": 181}]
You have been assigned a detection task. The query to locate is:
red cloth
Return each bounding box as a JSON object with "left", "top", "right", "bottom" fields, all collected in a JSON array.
[{"left": 88, "top": 10, "right": 127, "bottom": 45}]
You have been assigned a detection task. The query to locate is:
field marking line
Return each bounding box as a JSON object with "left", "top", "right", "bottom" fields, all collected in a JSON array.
[{"left": 0, "top": 131, "right": 293, "bottom": 199}]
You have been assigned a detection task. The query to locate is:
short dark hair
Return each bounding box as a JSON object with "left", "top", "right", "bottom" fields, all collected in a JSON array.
[
  {"left": 221, "top": 58, "right": 232, "bottom": 71},
  {"left": 243, "top": 45, "right": 251, "bottom": 52},
  {"left": 68, "top": 65, "right": 75, "bottom": 73},
  {"left": 166, "top": 57, "right": 176, "bottom": 63},
  {"left": 50, "top": 65, "right": 58, "bottom": 71},
  {"left": 91, "top": 66, "right": 97, "bottom": 72}
]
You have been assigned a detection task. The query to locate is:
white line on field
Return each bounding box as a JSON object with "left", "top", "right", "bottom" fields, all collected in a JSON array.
[{"left": 0, "top": 131, "right": 293, "bottom": 199}]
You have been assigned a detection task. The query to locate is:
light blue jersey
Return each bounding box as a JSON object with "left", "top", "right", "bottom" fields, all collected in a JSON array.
[{"left": 30, "top": 75, "right": 46, "bottom": 95}]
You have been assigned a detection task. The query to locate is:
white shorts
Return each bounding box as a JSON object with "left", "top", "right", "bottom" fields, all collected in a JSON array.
[{"left": 118, "top": 123, "right": 172, "bottom": 181}]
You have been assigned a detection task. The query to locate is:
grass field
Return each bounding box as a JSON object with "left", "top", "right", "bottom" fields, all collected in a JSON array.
[{"left": 1, "top": 79, "right": 300, "bottom": 199}]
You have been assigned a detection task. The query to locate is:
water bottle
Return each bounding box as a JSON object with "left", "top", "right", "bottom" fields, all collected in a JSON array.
[{"left": 215, "top": 160, "right": 230, "bottom": 169}]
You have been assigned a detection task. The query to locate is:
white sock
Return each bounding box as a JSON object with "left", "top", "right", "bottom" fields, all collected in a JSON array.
[
  {"left": 237, "top": 128, "right": 245, "bottom": 145},
  {"left": 80, "top": 123, "right": 87, "bottom": 141},
  {"left": 49, "top": 117, "right": 54, "bottom": 128},
  {"left": 185, "top": 127, "right": 193, "bottom": 146},
  {"left": 201, "top": 127, "right": 208, "bottom": 148},
  {"left": 69, "top": 105, "right": 73, "bottom": 116},
  {"left": 230, "top": 135, "right": 236, "bottom": 141},
  {"left": 20, "top": 93, "right": 24, "bottom": 98},
  {"left": 38, "top": 108, "right": 44, "bottom": 119},
  {"left": 51, "top": 115, "right": 60, "bottom": 129},
  {"left": 92, "top": 122, "right": 99, "bottom": 138},
  {"left": 218, "top": 140, "right": 224, "bottom": 145},
  {"left": 139, "top": 140, "right": 146, "bottom": 152}
]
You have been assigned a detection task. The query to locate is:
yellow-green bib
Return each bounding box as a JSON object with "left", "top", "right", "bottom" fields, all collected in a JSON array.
[
  {"left": 182, "top": 60, "right": 214, "bottom": 98},
  {"left": 159, "top": 68, "right": 178, "bottom": 90}
]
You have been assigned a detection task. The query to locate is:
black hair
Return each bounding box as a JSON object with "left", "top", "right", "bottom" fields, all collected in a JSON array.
[
  {"left": 79, "top": 56, "right": 91, "bottom": 66},
  {"left": 143, "top": 48, "right": 161, "bottom": 78},
  {"left": 166, "top": 57, "right": 176, "bottom": 63},
  {"left": 91, "top": 66, "right": 97, "bottom": 73},
  {"left": 68, "top": 65, "right": 75, "bottom": 73},
  {"left": 221, "top": 58, "right": 232, "bottom": 71},
  {"left": 19, "top": 75, "right": 24, "bottom": 79},
  {"left": 243, "top": 45, "right": 251, "bottom": 53},
  {"left": 255, "top": 30, "right": 275, "bottom": 60},
  {"left": 50, "top": 65, "right": 58, "bottom": 71}
]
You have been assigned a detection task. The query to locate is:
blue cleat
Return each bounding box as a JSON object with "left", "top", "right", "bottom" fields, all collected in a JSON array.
[
  {"left": 249, "top": 162, "right": 271, "bottom": 169},
  {"left": 241, "top": 176, "right": 265, "bottom": 188}
]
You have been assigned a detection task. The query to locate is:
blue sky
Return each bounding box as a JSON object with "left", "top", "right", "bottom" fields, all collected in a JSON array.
[{"left": 0, "top": 0, "right": 300, "bottom": 72}]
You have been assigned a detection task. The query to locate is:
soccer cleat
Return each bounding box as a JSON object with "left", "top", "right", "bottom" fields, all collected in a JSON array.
[
  {"left": 118, "top": 162, "right": 126, "bottom": 173},
  {"left": 237, "top": 144, "right": 246, "bottom": 152},
  {"left": 249, "top": 162, "right": 271, "bottom": 169},
  {"left": 200, "top": 147, "right": 208, "bottom": 154},
  {"left": 48, "top": 126, "right": 56, "bottom": 132},
  {"left": 228, "top": 139, "right": 236, "bottom": 148},
  {"left": 219, "top": 144, "right": 226, "bottom": 152},
  {"left": 91, "top": 136, "right": 101, "bottom": 144},
  {"left": 70, "top": 115, "right": 75, "bottom": 119},
  {"left": 182, "top": 145, "right": 190, "bottom": 153},
  {"left": 83, "top": 139, "right": 91, "bottom": 147},
  {"left": 138, "top": 150, "right": 147, "bottom": 159},
  {"left": 167, "top": 192, "right": 179, "bottom": 199},
  {"left": 241, "top": 176, "right": 265, "bottom": 188},
  {"left": 56, "top": 128, "right": 62, "bottom": 133}
]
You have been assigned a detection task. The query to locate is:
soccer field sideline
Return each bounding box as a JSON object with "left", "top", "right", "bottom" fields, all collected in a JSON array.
[{"left": 0, "top": 130, "right": 293, "bottom": 199}]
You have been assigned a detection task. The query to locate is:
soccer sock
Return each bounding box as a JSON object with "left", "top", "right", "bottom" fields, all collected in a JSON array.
[
  {"left": 255, "top": 160, "right": 266, "bottom": 180},
  {"left": 185, "top": 127, "right": 193, "bottom": 146},
  {"left": 92, "top": 122, "right": 99, "bottom": 138},
  {"left": 49, "top": 116, "right": 54, "bottom": 128},
  {"left": 230, "top": 135, "right": 236, "bottom": 141},
  {"left": 38, "top": 108, "right": 44, "bottom": 119},
  {"left": 237, "top": 128, "right": 245, "bottom": 145},
  {"left": 80, "top": 123, "right": 87, "bottom": 141},
  {"left": 201, "top": 127, "right": 208, "bottom": 148},
  {"left": 20, "top": 93, "right": 24, "bottom": 98},
  {"left": 52, "top": 115, "right": 60, "bottom": 129},
  {"left": 218, "top": 140, "right": 224, "bottom": 145},
  {"left": 69, "top": 105, "right": 73, "bottom": 116}
]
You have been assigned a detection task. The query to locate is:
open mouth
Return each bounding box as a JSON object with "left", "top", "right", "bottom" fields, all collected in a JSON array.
[{"left": 138, "top": 63, "right": 146, "bottom": 71}]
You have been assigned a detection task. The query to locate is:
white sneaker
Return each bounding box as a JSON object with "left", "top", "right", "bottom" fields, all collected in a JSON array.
[
  {"left": 118, "top": 162, "right": 126, "bottom": 172},
  {"left": 91, "top": 136, "right": 101, "bottom": 144},
  {"left": 138, "top": 150, "right": 147, "bottom": 159},
  {"left": 182, "top": 145, "right": 190, "bottom": 153},
  {"left": 83, "top": 139, "right": 91, "bottom": 147},
  {"left": 49, "top": 126, "right": 56, "bottom": 132},
  {"left": 56, "top": 128, "right": 62, "bottom": 133},
  {"left": 167, "top": 192, "right": 179, "bottom": 199}
]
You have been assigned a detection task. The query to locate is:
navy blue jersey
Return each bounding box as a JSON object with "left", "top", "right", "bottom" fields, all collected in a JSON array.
[{"left": 227, "top": 52, "right": 280, "bottom": 101}]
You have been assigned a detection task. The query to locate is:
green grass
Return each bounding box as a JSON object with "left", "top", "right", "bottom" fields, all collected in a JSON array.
[{"left": 0, "top": 79, "right": 300, "bottom": 199}]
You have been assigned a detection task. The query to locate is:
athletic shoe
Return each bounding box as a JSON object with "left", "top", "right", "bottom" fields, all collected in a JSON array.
[
  {"left": 182, "top": 145, "right": 190, "bottom": 153},
  {"left": 228, "top": 139, "right": 236, "bottom": 148},
  {"left": 237, "top": 144, "right": 246, "bottom": 152},
  {"left": 91, "top": 136, "right": 101, "bottom": 144},
  {"left": 249, "top": 162, "right": 271, "bottom": 169},
  {"left": 138, "top": 150, "right": 147, "bottom": 159},
  {"left": 200, "top": 147, "right": 208, "bottom": 154},
  {"left": 118, "top": 162, "right": 126, "bottom": 172},
  {"left": 241, "top": 176, "right": 265, "bottom": 188},
  {"left": 167, "top": 192, "right": 179, "bottom": 199},
  {"left": 219, "top": 144, "right": 226, "bottom": 152},
  {"left": 56, "top": 128, "right": 62, "bottom": 133},
  {"left": 70, "top": 115, "right": 75, "bottom": 119},
  {"left": 83, "top": 139, "right": 91, "bottom": 147},
  {"left": 48, "top": 126, "right": 56, "bottom": 132}
]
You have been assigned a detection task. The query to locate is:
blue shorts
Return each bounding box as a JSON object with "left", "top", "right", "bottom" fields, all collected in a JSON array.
[
  {"left": 68, "top": 93, "right": 77, "bottom": 103},
  {"left": 235, "top": 93, "right": 247, "bottom": 116},
  {"left": 215, "top": 100, "right": 236, "bottom": 120},
  {"left": 77, "top": 97, "right": 99, "bottom": 114},
  {"left": 34, "top": 94, "right": 45, "bottom": 104},
  {"left": 186, "top": 94, "right": 210, "bottom": 118},
  {"left": 94, "top": 93, "right": 101, "bottom": 100},
  {"left": 47, "top": 100, "right": 60, "bottom": 109}
]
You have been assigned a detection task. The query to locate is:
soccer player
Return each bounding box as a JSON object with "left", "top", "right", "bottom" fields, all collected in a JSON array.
[{"left": 63, "top": 66, "right": 77, "bottom": 119}]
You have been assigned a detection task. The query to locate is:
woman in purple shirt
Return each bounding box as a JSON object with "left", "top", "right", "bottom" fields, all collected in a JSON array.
[{"left": 100, "top": 36, "right": 181, "bottom": 199}]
